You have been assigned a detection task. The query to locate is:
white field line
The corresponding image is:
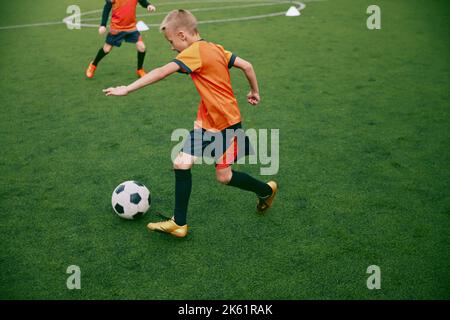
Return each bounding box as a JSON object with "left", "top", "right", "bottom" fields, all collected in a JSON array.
[
  {"left": 0, "top": 22, "right": 57, "bottom": 30},
  {"left": 0, "top": 0, "right": 311, "bottom": 31},
  {"left": 81, "top": 1, "right": 296, "bottom": 22},
  {"left": 68, "top": 1, "right": 306, "bottom": 29}
]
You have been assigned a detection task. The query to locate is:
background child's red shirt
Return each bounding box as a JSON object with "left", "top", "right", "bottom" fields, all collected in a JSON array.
[{"left": 110, "top": 0, "right": 138, "bottom": 32}]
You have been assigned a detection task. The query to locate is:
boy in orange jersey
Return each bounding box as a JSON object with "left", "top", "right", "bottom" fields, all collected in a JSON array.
[
  {"left": 103, "top": 10, "right": 278, "bottom": 238},
  {"left": 86, "top": 0, "right": 156, "bottom": 79}
]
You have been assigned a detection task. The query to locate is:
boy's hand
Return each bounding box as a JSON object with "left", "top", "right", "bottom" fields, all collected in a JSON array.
[
  {"left": 147, "top": 5, "right": 156, "bottom": 12},
  {"left": 247, "top": 91, "right": 260, "bottom": 106},
  {"left": 99, "top": 26, "right": 107, "bottom": 35},
  {"left": 103, "top": 86, "right": 129, "bottom": 96}
]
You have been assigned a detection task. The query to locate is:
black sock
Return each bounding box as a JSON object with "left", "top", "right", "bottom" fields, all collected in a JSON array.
[
  {"left": 92, "top": 48, "right": 108, "bottom": 66},
  {"left": 93, "top": 48, "right": 108, "bottom": 66},
  {"left": 173, "top": 169, "right": 192, "bottom": 226},
  {"left": 137, "top": 51, "right": 146, "bottom": 70},
  {"left": 227, "top": 170, "right": 272, "bottom": 198}
]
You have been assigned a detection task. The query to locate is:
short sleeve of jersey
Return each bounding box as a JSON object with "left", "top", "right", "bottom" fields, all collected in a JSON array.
[
  {"left": 224, "top": 49, "right": 237, "bottom": 69},
  {"left": 173, "top": 44, "right": 202, "bottom": 74},
  {"left": 215, "top": 44, "right": 237, "bottom": 69}
]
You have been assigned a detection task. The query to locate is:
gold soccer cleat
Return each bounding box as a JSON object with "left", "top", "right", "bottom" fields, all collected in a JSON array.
[
  {"left": 147, "top": 218, "right": 188, "bottom": 238},
  {"left": 256, "top": 181, "right": 278, "bottom": 213}
]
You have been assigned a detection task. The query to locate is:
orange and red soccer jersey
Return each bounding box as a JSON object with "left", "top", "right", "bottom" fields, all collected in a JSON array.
[
  {"left": 109, "top": 0, "right": 139, "bottom": 32},
  {"left": 173, "top": 40, "right": 240, "bottom": 131}
]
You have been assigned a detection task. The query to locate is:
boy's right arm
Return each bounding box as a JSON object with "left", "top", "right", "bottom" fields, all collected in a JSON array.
[{"left": 103, "top": 62, "right": 181, "bottom": 96}]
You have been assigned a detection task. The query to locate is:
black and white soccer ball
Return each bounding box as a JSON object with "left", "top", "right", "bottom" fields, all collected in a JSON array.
[{"left": 111, "top": 181, "right": 151, "bottom": 220}]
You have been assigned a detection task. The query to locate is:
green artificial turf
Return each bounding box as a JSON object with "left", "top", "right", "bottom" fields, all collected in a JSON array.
[{"left": 0, "top": 0, "right": 449, "bottom": 299}]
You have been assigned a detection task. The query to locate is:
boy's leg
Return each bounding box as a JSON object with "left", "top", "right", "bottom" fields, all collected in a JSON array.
[
  {"left": 86, "top": 43, "right": 112, "bottom": 78},
  {"left": 217, "top": 167, "right": 272, "bottom": 197},
  {"left": 136, "top": 39, "right": 147, "bottom": 77},
  {"left": 172, "top": 152, "right": 196, "bottom": 226},
  {"left": 147, "top": 152, "right": 197, "bottom": 237},
  {"left": 93, "top": 43, "right": 113, "bottom": 66},
  {"left": 214, "top": 131, "right": 277, "bottom": 212},
  {"left": 217, "top": 166, "right": 277, "bottom": 212}
]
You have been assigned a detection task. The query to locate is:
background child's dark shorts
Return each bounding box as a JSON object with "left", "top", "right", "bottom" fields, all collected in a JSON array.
[
  {"left": 106, "top": 31, "right": 142, "bottom": 47},
  {"left": 181, "top": 122, "right": 254, "bottom": 169}
]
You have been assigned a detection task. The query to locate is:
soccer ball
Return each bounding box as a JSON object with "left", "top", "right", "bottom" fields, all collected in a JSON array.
[{"left": 111, "top": 181, "right": 151, "bottom": 220}]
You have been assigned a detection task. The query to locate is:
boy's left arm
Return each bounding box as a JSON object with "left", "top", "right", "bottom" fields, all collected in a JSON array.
[
  {"left": 138, "top": 0, "right": 156, "bottom": 12},
  {"left": 103, "top": 62, "right": 180, "bottom": 96},
  {"left": 232, "top": 57, "right": 261, "bottom": 106}
]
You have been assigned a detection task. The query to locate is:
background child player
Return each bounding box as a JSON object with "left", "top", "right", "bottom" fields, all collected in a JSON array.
[
  {"left": 103, "top": 10, "right": 278, "bottom": 238},
  {"left": 86, "top": 0, "right": 157, "bottom": 79}
]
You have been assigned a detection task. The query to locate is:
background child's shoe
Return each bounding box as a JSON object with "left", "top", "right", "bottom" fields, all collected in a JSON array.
[
  {"left": 256, "top": 181, "right": 278, "bottom": 213},
  {"left": 147, "top": 218, "right": 188, "bottom": 238},
  {"left": 136, "top": 68, "right": 147, "bottom": 78},
  {"left": 86, "top": 62, "right": 96, "bottom": 78}
]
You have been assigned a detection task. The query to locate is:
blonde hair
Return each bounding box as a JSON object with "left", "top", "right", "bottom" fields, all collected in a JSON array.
[{"left": 159, "top": 9, "right": 198, "bottom": 34}]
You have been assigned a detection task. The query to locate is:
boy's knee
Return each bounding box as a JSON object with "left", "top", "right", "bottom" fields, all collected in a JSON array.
[
  {"left": 103, "top": 44, "right": 112, "bottom": 53},
  {"left": 173, "top": 153, "right": 195, "bottom": 170},
  {"left": 173, "top": 162, "right": 192, "bottom": 170},
  {"left": 216, "top": 169, "right": 232, "bottom": 184},
  {"left": 136, "top": 41, "right": 146, "bottom": 52}
]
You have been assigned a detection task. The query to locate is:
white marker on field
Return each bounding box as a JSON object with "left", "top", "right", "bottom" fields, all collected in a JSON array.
[{"left": 136, "top": 21, "right": 150, "bottom": 32}]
